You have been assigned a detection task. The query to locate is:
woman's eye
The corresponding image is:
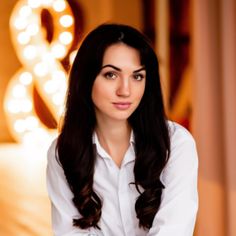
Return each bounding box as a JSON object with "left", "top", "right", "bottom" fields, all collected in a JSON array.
[
  {"left": 133, "top": 74, "right": 144, "bottom": 81},
  {"left": 104, "top": 72, "right": 117, "bottom": 80}
]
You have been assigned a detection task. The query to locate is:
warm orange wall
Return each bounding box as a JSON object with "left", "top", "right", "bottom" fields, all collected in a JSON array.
[
  {"left": 192, "top": 0, "right": 236, "bottom": 235},
  {"left": 80, "top": 0, "right": 143, "bottom": 31},
  {"left": 0, "top": 1, "right": 21, "bottom": 142}
]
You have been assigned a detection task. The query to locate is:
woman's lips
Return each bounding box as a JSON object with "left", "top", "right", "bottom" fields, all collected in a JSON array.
[{"left": 112, "top": 102, "right": 131, "bottom": 110}]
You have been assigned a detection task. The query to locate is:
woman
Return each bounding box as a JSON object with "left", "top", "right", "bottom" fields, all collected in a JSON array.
[{"left": 47, "top": 23, "right": 198, "bottom": 236}]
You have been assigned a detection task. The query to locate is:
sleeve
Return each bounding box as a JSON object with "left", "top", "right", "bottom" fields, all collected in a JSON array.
[
  {"left": 147, "top": 123, "right": 199, "bottom": 236},
  {"left": 46, "top": 139, "right": 103, "bottom": 236}
]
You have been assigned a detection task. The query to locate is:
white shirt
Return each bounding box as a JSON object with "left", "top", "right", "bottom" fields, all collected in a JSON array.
[{"left": 46, "top": 121, "right": 198, "bottom": 236}]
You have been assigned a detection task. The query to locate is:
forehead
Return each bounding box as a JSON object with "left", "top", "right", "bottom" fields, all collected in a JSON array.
[{"left": 102, "top": 43, "right": 141, "bottom": 66}]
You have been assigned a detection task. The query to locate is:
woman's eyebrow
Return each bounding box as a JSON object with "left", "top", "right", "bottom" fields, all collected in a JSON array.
[
  {"left": 101, "top": 64, "right": 146, "bottom": 73},
  {"left": 133, "top": 67, "right": 146, "bottom": 73},
  {"left": 101, "top": 64, "right": 121, "bottom": 71}
]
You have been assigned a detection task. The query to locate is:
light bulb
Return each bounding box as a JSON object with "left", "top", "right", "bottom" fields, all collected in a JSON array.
[
  {"left": 14, "top": 17, "right": 27, "bottom": 30},
  {"left": 7, "top": 100, "right": 21, "bottom": 113},
  {"left": 27, "top": 0, "right": 41, "bottom": 9},
  {"left": 12, "top": 84, "right": 26, "bottom": 98},
  {"left": 26, "top": 23, "right": 39, "bottom": 36},
  {"left": 52, "top": 70, "right": 66, "bottom": 81},
  {"left": 19, "top": 5, "right": 32, "bottom": 18},
  {"left": 59, "top": 32, "right": 73, "bottom": 45},
  {"left": 19, "top": 72, "right": 33, "bottom": 85},
  {"left": 44, "top": 80, "right": 57, "bottom": 94},
  {"left": 17, "top": 32, "right": 31, "bottom": 45},
  {"left": 21, "top": 99, "right": 33, "bottom": 112},
  {"left": 51, "top": 43, "right": 66, "bottom": 58},
  {"left": 52, "top": 92, "right": 64, "bottom": 105},
  {"left": 69, "top": 50, "right": 77, "bottom": 65},
  {"left": 23, "top": 45, "right": 37, "bottom": 60},
  {"left": 34, "top": 62, "right": 48, "bottom": 77},
  {"left": 59, "top": 15, "right": 73, "bottom": 27},
  {"left": 52, "top": 0, "right": 66, "bottom": 12},
  {"left": 14, "top": 119, "right": 26, "bottom": 133},
  {"left": 41, "top": 0, "right": 54, "bottom": 6}
]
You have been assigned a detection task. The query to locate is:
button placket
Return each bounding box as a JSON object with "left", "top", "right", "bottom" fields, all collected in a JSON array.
[{"left": 117, "top": 165, "right": 135, "bottom": 236}]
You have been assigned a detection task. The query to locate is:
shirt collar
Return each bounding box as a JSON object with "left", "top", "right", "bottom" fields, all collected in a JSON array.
[{"left": 92, "top": 130, "right": 135, "bottom": 161}]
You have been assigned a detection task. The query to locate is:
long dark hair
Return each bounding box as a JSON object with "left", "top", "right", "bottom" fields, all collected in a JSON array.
[{"left": 57, "top": 23, "right": 170, "bottom": 230}]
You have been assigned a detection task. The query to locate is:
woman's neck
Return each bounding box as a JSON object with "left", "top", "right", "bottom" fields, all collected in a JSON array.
[
  {"left": 95, "top": 120, "right": 131, "bottom": 167},
  {"left": 96, "top": 120, "right": 131, "bottom": 140}
]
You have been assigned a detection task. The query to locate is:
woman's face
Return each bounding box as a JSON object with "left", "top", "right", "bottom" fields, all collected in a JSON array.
[{"left": 92, "top": 43, "right": 146, "bottom": 123}]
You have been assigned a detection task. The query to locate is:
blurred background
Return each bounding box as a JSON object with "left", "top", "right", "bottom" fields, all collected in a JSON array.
[{"left": 0, "top": 0, "right": 235, "bottom": 235}]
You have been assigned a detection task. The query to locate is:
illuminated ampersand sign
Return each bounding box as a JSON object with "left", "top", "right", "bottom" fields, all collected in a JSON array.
[{"left": 4, "top": 0, "right": 75, "bottom": 143}]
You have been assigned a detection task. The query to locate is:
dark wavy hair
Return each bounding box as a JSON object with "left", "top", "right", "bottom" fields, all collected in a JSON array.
[{"left": 57, "top": 23, "right": 170, "bottom": 230}]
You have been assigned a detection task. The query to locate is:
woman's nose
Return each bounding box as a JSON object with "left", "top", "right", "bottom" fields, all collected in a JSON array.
[{"left": 116, "top": 78, "right": 130, "bottom": 97}]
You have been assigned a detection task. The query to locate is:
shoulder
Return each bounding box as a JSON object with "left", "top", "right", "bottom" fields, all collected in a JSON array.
[
  {"left": 47, "top": 138, "right": 58, "bottom": 159},
  {"left": 165, "top": 120, "right": 198, "bottom": 170},
  {"left": 159, "top": 121, "right": 198, "bottom": 185},
  {"left": 167, "top": 120, "right": 196, "bottom": 149},
  {"left": 47, "top": 137, "right": 61, "bottom": 168}
]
